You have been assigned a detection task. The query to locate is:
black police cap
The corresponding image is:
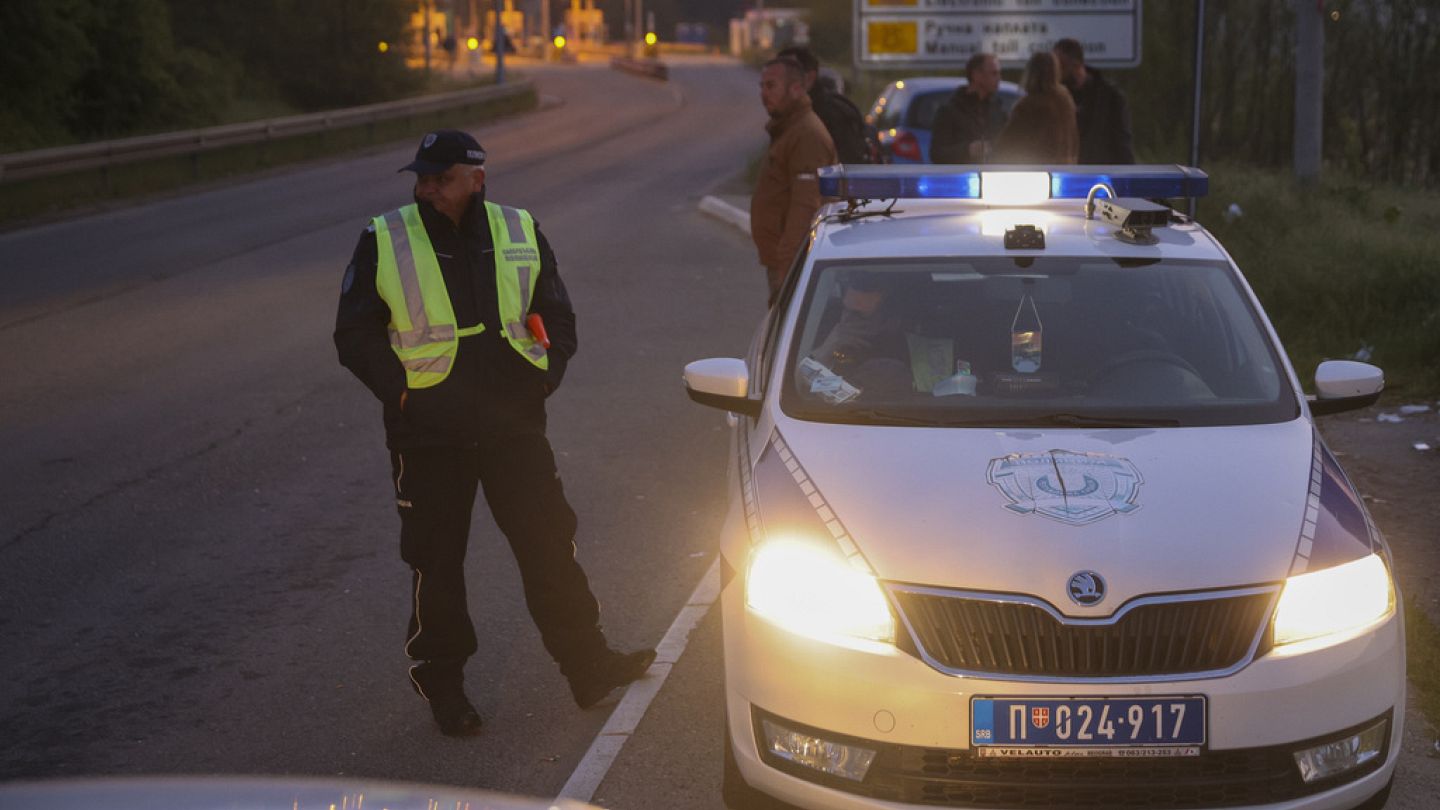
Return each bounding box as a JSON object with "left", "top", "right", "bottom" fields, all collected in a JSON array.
[{"left": 398, "top": 130, "right": 487, "bottom": 174}]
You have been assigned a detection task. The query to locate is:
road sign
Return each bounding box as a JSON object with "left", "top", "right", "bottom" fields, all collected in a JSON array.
[{"left": 855, "top": 0, "right": 1142, "bottom": 70}]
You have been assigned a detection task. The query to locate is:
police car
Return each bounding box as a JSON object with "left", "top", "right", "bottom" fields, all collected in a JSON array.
[{"left": 684, "top": 166, "right": 1401, "bottom": 810}]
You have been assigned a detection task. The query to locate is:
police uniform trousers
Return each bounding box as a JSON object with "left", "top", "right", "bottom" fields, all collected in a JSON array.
[{"left": 389, "top": 433, "right": 609, "bottom": 682}]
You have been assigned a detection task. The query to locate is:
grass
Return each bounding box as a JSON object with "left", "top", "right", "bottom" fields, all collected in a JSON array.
[
  {"left": 217, "top": 97, "right": 304, "bottom": 126},
  {"left": 1195, "top": 164, "right": 1440, "bottom": 399},
  {"left": 1405, "top": 593, "right": 1440, "bottom": 734}
]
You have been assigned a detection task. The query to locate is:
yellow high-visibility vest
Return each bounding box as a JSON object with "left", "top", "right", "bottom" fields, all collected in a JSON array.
[{"left": 372, "top": 202, "right": 549, "bottom": 389}]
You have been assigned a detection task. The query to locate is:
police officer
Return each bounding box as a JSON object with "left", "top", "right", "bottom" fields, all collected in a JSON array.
[{"left": 334, "top": 130, "right": 654, "bottom": 737}]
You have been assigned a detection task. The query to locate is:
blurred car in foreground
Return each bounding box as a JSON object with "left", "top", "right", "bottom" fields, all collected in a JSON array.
[
  {"left": 685, "top": 165, "right": 1400, "bottom": 810},
  {"left": 0, "top": 776, "right": 601, "bottom": 810},
  {"left": 865, "top": 77, "right": 1022, "bottom": 164}
]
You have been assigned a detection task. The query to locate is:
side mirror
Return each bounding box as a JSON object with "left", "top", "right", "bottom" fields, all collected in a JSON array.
[
  {"left": 683, "top": 358, "right": 762, "bottom": 417},
  {"left": 1309, "top": 360, "right": 1384, "bottom": 416}
]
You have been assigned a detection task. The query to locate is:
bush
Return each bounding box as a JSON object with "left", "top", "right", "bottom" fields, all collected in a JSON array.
[
  {"left": 1198, "top": 165, "right": 1440, "bottom": 396},
  {"left": 0, "top": 0, "right": 95, "bottom": 150},
  {"left": 66, "top": 0, "right": 233, "bottom": 139},
  {"left": 0, "top": 0, "right": 426, "bottom": 151}
]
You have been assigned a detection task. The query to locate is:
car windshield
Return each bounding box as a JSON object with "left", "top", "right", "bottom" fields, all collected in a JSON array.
[{"left": 782, "top": 257, "right": 1299, "bottom": 427}]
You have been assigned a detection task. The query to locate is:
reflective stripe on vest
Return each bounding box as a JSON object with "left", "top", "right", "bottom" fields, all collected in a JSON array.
[
  {"left": 373, "top": 206, "right": 461, "bottom": 388},
  {"left": 484, "top": 201, "right": 549, "bottom": 370}
]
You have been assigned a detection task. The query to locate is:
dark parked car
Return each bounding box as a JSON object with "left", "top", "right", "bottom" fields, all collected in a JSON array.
[{"left": 865, "top": 76, "right": 1022, "bottom": 164}]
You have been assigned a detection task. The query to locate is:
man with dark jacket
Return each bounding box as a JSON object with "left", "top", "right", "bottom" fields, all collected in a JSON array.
[
  {"left": 930, "top": 52, "right": 1006, "bottom": 164},
  {"left": 1053, "top": 38, "right": 1135, "bottom": 164},
  {"left": 778, "top": 46, "right": 872, "bottom": 164},
  {"left": 334, "top": 130, "right": 654, "bottom": 737}
]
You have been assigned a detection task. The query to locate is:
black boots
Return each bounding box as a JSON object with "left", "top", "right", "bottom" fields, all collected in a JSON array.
[
  {"left": 568, "top": 648, "right": 658, "bottom": 709},
  {"left": 410, "top": 663, "right": 483, "bottom": 737},
  {"left": 410, "top": 647, "right": 656, "bottom": 735}
]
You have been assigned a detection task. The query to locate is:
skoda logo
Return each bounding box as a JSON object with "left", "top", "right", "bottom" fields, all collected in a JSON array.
[{"left": 1068, "top": 571, "right": 1106, "bottom": 607}]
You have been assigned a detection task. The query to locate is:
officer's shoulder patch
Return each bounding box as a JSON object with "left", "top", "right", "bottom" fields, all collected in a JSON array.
[{"left": 341, "top": 263, "right": 356, "bottom": 294}]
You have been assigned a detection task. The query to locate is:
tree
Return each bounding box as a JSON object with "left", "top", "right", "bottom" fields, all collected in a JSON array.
[
  {"left": 166, "top": 0, "right": 421, "bottom": 111},
  {"left": 0, "top": 0, "right": 97, "bottom": 149},
  {"left": 67, "top": 0, "right": 233, "bottom": 139}
]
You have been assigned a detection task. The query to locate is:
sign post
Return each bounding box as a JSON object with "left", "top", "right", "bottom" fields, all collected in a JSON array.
[{"left": 854, "top": 0, "right": 1142, "bottom": 70}]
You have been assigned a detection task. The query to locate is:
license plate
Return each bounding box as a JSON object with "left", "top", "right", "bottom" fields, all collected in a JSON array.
[{"left": 971, "top": 696, "right": 1206, "bottom": 758}]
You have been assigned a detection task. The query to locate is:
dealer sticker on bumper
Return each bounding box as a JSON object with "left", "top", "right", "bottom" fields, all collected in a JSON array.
[{"left": 972, "top": 696, "right": 1206, "bottom": 758}]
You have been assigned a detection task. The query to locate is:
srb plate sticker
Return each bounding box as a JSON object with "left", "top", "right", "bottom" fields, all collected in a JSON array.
[{"left": 972, "top": 696, "right": 1205, "bottom": 757}]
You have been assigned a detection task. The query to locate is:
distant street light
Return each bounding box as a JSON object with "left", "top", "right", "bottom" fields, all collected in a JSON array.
[
  {"left": 554, "top": 35, "right": 567, "bottom": 49},
  {"left": 467, "top": 36, "right": 480, "bottom": 51},
  {"left": 644, "top": 31, "right": 657, "bottom": 46},
  {"left": 377, "top": 40, "right": 390, "bottom": 53}
]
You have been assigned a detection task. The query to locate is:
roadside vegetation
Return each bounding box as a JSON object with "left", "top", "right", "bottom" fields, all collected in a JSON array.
[
  {"left": 1405, "top": 594, "right": 1440, "bottom": 738},
  {"left": 1197, "top": 166, "right": 1440, "bottom": 398},
  {"left": 0, "top": 0, "right": 531, "bottom": 224},
  {"left": 1, "top": 0, "right": 425, "bottom": 153}
]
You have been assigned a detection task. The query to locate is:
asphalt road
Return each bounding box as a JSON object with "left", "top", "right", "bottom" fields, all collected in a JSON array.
[
  {"left": 0, "top": 57, "right": 761, "bottom": 805},
  {"left": 3, "top": 56, "right": 1434, "bottom": 810}
]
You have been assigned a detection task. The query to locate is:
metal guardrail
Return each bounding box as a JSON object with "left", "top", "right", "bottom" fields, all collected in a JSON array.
[{"left": 0, "top": 80, "right": 533, "bottom": 184}]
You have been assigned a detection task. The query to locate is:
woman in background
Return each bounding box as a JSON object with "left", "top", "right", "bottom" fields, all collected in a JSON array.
[{"left": 993, "top": 51, "right": 1079, "bottom": 165}]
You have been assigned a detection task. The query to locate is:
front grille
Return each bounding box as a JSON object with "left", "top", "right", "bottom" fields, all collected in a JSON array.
[
  {"left": 753, "top": 707, "right": 1392, "bottom": 809},
  {"left": 890, "top": 746, "right": 1299, "bottom": 808},
  {"left": 891, "top": 587, "right": 1276, "bottom": 678}
]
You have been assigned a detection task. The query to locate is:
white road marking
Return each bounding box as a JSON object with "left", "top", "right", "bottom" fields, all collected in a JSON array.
[
  {"left": 557, "top": 190, "right": 741, "bottom": 802},
  {"left": 557, "top": 558, "right": 721, "bottom": 802},
  {"left": 698, "top": 195, "right": 751, "bottom": 235}
]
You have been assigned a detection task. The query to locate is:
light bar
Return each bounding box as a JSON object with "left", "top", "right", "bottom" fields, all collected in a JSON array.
[{"left": 818, "top": 164, "right": 1209, "bottom": 202}]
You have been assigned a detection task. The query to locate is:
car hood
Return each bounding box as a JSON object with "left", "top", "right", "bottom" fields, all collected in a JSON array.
[{"left": 761, "top": 415, "right": 1319, "bottom": 618}]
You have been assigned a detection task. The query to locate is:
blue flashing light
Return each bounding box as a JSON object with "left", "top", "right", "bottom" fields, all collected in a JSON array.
[
  {"left": 818, "top": 165, "right": 980, "bottom": 200},
  {"left": 917, "top": 173, "right": 982, "bottom": 199},
  {"left": 818, "top": 165, "right": 1208, "bottom": 202},
  {"left": 1051, "top": 172, "right": 1115, "bottom": 200},
  {"left": 1050, "top": 167, "right": 1209, "bottom": 199}
]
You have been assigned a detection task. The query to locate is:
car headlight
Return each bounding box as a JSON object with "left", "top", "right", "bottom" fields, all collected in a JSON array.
[
  {"left": 1273, "top": 553, "right": 1394, "bottom": 646},
  {"left": 746, "top": 540, "right": 895, "bottom": 643}
]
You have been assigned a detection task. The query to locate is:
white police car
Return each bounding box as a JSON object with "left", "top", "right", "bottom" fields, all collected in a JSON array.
[{"left": 684, "top": 166, "right": 1401, "bottom": 810}]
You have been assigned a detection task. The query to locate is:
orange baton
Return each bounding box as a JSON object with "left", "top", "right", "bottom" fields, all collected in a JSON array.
[{"left": 526, "top": 313, "right": 551, "bottom": 349}]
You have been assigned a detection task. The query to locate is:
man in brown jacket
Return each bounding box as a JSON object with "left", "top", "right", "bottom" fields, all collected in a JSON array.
[{"left": 751, "top": 57, "right": 837, "bottom": 306}]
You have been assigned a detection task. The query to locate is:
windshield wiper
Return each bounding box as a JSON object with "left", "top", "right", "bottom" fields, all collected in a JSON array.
[
  {"left": 1000, "top": 413, "right": 1183, "bottom": 428},
  {"left": 831, "top": 408, "right": 939, "bottom": 426},
  {"left": 810, "top": 410, "right": 1182, "bottom": 428}
]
